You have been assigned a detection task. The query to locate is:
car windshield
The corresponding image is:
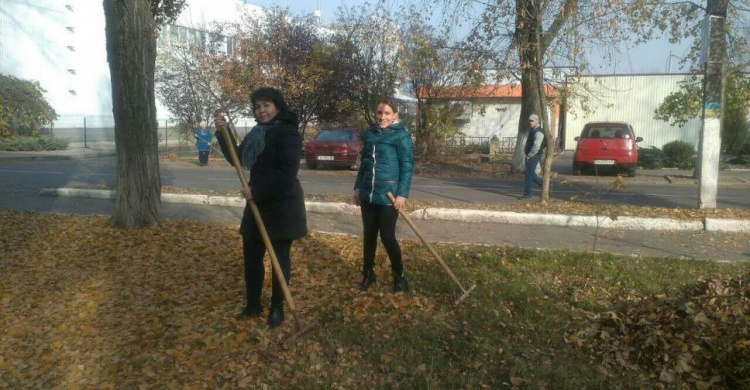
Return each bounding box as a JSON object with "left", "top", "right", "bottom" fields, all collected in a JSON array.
[
  {"left": 316, "top": 130, "right": 352, "bottom": 141},
  {"left": 581, "top": 125, "right": 630, "bottom": 139}
]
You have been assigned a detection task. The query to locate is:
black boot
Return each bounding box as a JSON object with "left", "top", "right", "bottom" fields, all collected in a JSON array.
[
  {"left": 359, "top": 268, "right": 377, "bottom": 291},
  {"left": 393, "top": 274, "right": 409, "bottom": 293},
  {"left": 268, "top": 305, "right": 285, "bottom": 328},
  {"left": 235, "top": 301, "right": 262, "bottom": 320}
]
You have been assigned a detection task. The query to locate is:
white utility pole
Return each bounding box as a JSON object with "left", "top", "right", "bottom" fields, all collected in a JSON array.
[{"left": 697, "top": 0, "right": 727, "bottom": 209}]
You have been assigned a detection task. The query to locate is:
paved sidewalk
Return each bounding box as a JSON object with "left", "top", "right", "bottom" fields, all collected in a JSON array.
[
  {"left": 37, "top": 188, "right": 750, "bottom": 233},
  {"left": 7, "top": 187, "right": 750, "bottom": 261}
]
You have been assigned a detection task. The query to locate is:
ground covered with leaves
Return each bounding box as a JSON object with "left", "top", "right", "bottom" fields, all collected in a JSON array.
[
  {"left": 1, "top": 210, "right": 748, "bottom": 389},
  {"left": 569, "top": 275, "right": 749, "bottom": 389}
]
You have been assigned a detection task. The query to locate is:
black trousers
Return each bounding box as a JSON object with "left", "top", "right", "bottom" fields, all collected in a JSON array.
[
  {"left": 360, "top": 202, "right": 404, "bottom": 276},
  {"left": 242, "top": 238, "right": 292, "bottom": 308},
  {"left": 198, "top": 151, "right": 209, "bottom": 165}
]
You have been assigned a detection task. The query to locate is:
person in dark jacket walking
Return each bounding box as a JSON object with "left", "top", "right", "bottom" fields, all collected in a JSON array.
[
  {"left": 353, "top": 97, "right": 414, "bottom": 293},
  {"left": 214, "top": 88, "right": 307, "bottom": 328},
  {"left": 194, "top": 121, "right": 212, "bottom": 166},
  {"left": 521, "top": 114, "right": 547, "bottom": 199}
]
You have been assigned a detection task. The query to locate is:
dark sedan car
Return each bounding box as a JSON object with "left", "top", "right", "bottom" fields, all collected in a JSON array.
[{"left": 304, "top": 127, "right": 362, "bottom": 170}]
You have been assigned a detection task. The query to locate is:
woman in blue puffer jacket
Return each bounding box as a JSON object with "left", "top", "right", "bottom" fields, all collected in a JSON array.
[{"left": 353, "top": 97, "right": 414, "bottom": 293}]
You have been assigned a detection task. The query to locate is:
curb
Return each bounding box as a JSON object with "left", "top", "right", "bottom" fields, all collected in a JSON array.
[
  {"left": 38, "top": 188, "right": 750, "bottom": 233},
  {"left": 413, "top": 208, "right": 705, "bottom": 231}
]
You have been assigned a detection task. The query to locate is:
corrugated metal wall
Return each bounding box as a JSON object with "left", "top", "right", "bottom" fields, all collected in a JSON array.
[{"left": 563, "top": 74, "right": 702, "bottom": 150}]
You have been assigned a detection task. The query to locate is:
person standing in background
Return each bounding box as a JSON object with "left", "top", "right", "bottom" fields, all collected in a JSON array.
[
  {"left": 521, "top": 114, "right": 548, "bottom": 199},
  {"left": 194, "top": 120, "right": 212, "bottom": 166}
]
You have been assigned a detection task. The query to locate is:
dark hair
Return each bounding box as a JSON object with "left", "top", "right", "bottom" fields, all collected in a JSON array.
[
  {"left": 376, "top": 96, "right": 398, "bottom": 113},
  {"left": 251, "top": 87, "right": 289, "bottom": 114}
]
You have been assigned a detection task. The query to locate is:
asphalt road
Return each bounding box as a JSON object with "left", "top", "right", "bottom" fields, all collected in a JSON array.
[{"left": 0, "top": 152, "right": 748, "bottom": 209}]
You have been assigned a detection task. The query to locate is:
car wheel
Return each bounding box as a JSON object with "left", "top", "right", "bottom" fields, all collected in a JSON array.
[
  {"left": 306, "top": 162, "right": 317, "bottom": 170},
  {"left": 572, "top": 163, "right": 582, "bottom": 176},
  {"left": 350, "top": 159, "right": 360, "bottom": 171},
  {"left": 627, "top": 167, "right": 636, "bottom": 177}
]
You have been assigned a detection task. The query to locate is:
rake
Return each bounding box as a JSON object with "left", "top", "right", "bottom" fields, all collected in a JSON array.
[{"left": 387, "top": 192, "right": 477, "bottom": 305}]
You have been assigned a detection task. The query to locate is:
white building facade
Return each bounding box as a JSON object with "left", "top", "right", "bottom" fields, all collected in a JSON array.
[
  {"left": 0, "top": 0, "right": 261, "bottom": 140},
  {"left": 0, "top": 1, "right": 112, "bottom": 118},
  {"left": 421, "top": 84, "right": 559, "bottom": 150}
]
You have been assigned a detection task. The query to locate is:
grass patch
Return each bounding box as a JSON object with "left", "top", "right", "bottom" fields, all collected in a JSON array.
[
  {"left": 1, "top": 210, "right": 747, "bottom": 388},
  {"left": 0, "top": 135, "right": 69, "bottom": 151}
]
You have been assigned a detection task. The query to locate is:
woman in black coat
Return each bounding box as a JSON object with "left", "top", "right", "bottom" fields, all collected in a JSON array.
[{"left": 214, "top": 87, "right": 307, "bottom": 328}]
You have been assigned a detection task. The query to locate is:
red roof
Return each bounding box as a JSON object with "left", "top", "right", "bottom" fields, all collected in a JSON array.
[{"left": 418, "top": 84, "right": 556, "bottom": 99}]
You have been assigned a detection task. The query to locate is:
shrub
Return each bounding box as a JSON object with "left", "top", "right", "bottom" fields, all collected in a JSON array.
[
  {"left": 0, "top": 101, "right": 10, "bottom": 137},
  {"left": 725, "top": 154, "right": 750, "bottom": 165},
  {"left": 723, "top": 107, "right": 749, "bottom": 155},
  {"left": 638, "top": 146, "right": 664, "bottom": 169},
  {"left": 662, "top": 140, "right": 695, "bottom": 169},
  {"left": 0, "top": 136, "right": 69, "bottom": 151},
  {"left": 0, "top": 74, "right": 58, "bottom": 137}
]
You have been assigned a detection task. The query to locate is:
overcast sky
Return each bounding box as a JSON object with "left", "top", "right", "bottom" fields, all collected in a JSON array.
[{"left": 243, "top": 0, "right": 693, "bottom": 74}]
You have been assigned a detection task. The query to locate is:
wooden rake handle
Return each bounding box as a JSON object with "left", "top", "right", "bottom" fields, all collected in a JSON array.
[
  {"left": 217, "top": 124, "right": 301, "bottom": 321},
  {"left": 386, "top": 192, "right": 469, "bottom": 293}
]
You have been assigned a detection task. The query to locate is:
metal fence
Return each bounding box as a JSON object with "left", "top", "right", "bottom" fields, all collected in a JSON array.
[
  {"left": 499, "top": 137, "right": 517, "bottom": 152},
  {"left": 42, "top": 114, "right": 255, "bottom": 148},
  {"left": 445, "top": 135, "right": 491, "bottom": 154}
]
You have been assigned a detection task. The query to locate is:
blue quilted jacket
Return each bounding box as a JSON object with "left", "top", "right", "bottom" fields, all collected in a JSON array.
[{"left": 354, "top": 121, "right": 414, "bottom": 206}]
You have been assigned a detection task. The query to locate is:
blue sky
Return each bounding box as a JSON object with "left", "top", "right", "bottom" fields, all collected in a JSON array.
[{"left": 245, "top": 0, "right": 694, "bottom": 74}]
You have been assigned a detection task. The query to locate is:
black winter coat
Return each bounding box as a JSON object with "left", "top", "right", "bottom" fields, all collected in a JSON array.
[{"left": 215, "top": 112, "right": 307, "bottom": 242}]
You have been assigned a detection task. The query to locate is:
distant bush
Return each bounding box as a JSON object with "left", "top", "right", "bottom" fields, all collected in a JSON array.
[
  {"left": 0, "top": 136, "right": 69, "bottom": 151},
  {"left": 662, "top": 140, "right": 695, "bottom": 169},
  {"left": 0, "top": 74, "right": 58, "bottom": 137},
  {"left": 740, "top": 142, "right": 750, "bottom": 157},
  {"left": 725, "top": 154, "right": 750, "bottom": 165},
  {"left": 638, "top": 146, "right": 664, "bottom": 169}
]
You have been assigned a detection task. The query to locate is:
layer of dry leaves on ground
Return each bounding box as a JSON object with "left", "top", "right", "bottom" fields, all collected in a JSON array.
[
  {"left": 2, "top": 210, "right": 749, "bottom": 388},
  {"left": 0, "top": 211, "right": 452, "bottom": 388},
  {"left": 567, "top": 276, "right": 749, "bottom": 389}
]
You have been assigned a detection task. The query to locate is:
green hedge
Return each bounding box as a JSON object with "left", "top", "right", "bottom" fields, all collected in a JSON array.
[
  {"left": 0, "top": 136, "right": 69, "bottom": 151},
  {"left": 638, "top": 146, "right": 665, "bottom": 169},
  {"left": 662, "top": 140, "right": 696, "bottom": 169}
]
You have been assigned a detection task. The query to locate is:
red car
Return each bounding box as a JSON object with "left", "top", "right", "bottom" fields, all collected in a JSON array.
[
  {"left": 572, "top": 122, "right": 643, "bottom": 177},
  {"left": 304, "top": 127, "right": 362, "bottom": 170}
]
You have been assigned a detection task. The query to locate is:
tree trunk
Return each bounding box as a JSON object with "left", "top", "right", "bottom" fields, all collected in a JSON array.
[
  {"left": 537, "top": 55, "right": 553, "bottom": 202},
  {"left": 104, "top": 0, "right": 162, "bottom": 227},
  {"left": 511, "top": 0, "right": 543, "bottom": 174}
]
